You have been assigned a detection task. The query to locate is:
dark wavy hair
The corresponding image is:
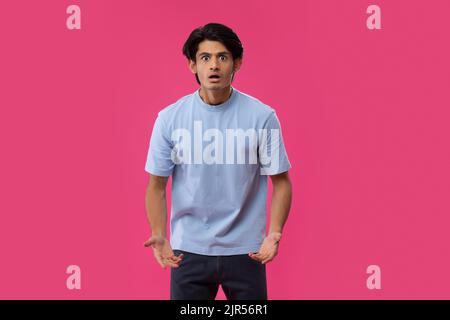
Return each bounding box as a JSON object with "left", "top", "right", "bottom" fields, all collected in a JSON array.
[{"left": 182, "top": 23, "right": 244, "bottom": 85}]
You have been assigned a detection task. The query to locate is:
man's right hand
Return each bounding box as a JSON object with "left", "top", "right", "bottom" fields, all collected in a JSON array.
[{"left": 144, "top": 235, "right": 184, "bottom": 269}]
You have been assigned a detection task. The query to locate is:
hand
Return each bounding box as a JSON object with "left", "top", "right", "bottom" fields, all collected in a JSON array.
[
  {"left": 144, "top": 235, "right": 184, "bottom": 269},
  {"left": 248, "top": 232, "right": 282, "bottom": 264}
]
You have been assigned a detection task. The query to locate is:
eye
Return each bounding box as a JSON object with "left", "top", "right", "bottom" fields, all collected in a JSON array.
[
  {"left": 219, "top": 55, "right": 227, "bottom": 61},
  {"left": 201, "top": 56, "right": 210, "bottom": 61}
]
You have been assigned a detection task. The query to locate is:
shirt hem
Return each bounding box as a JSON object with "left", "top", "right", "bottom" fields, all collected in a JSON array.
[{"left": 172, "top": 243, "right": 262, "bottom": 256}]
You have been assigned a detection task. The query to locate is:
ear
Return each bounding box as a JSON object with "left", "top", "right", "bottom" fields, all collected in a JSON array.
[
  {"left": 188, "top": 59, "right": 197, "bottom": 74},
  {"left": 233, "top": 58, "right": 243, "bottom": 73}
]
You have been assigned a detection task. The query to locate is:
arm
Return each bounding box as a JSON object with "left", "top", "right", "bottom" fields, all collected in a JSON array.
[
  {"left": 144, "top": 174, "right": 183, "bottom": 269},
  {"left": 145, "top": 174, "right": 169, "bottom": 237},
  {"left": 268, "top": 171, "right": 292, "bottom": 234},
  {"left": 249, "top": 171, "right": 292, "bottom": 264}
]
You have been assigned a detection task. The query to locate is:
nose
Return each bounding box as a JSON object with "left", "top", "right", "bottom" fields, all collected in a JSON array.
[{"left": 210, "top": 57, "right": 219, "bottom": 70}]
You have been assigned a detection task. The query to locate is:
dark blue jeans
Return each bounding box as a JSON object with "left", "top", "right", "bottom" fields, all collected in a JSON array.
[{"left": 171, "top": 249, "right": 267, "bottom": 300}]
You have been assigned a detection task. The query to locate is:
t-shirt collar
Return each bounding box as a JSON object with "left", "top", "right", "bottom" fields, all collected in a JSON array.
[{"left": 195, "top": 86, "right": 237, "bottom": 112}]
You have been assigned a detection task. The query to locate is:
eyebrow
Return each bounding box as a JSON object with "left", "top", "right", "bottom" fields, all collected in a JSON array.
[{"left": 197, "top": 51, "right": 231, "bottom": 56}]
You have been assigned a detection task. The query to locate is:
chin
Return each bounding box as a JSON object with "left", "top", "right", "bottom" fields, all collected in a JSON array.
[
  {"left": 204, "top": 82, "right": 230, "bottom": 90},
  {"left": 202, "top": 84, "right": 222, "bottom": 90}
]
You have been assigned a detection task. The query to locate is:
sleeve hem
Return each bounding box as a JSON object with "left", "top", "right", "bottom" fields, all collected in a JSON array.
[
  {"left": 260, "top": 164, "right": 291, "bottom": 176},
  {"left": 145, "top": 166, "right": 172, "bottom": 177}
]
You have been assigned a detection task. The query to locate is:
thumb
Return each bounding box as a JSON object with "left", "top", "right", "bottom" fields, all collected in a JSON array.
[{"left": 144, "top": 237, "right": 158, "bottom": 247}]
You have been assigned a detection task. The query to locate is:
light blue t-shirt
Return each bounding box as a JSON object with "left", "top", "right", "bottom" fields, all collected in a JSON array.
[{"left": 145, "top": 86, "right": 291, "bottom": 255}]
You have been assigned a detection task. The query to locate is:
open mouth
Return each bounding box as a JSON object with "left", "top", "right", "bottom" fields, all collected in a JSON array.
[{"left": 208, "top": 75, "right": 221, "bottom": 80}]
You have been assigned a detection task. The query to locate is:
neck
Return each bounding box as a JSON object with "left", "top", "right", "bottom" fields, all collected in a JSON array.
[{"left": 199, "top": 85, "right": 232, "bottom": 105}]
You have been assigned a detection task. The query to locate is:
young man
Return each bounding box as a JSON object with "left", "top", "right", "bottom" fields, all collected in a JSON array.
[{"left": 144, "top": 23, "right": 292, "bottom": 300}]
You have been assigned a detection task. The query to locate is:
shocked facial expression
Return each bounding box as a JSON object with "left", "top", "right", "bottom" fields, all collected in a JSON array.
[{"left": 189, "top": 40, "right": 242, "bottom": 90}]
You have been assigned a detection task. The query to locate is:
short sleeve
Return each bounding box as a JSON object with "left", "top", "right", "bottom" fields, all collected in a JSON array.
[
  {"left": 258, "top": 111, "right": 292, "bottom": 175},
  {"left": 144, "top": 115, "right": 175, "bottom": 176}
]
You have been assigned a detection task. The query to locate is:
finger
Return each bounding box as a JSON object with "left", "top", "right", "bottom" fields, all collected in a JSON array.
[
  {"left": 253, "top": 251, "right": 268, "bottom": 259},
  {"left": 262, "top": 252, "right": 276, "bottom": 264},
  {"left": 249, "top": 253, "right": 263, "bottom": 262},
  {"left": 167, "top": 255, "right": 182, "bottom": 263},
  {"left": 260, "top": 247, "right": 273, "bottom": 255},
  {"left": 164, "top": 254, "right": 182, "bottom": 263},
  {"left": 257, "top": 250, "right": 268, "bottom": 257},
  {"left": 155, "top": 256, "right": 165, "bottom": 269},
  {"left": 170, "top": 252, "right": 184, "bottom": 259},
  {"left": 259, "top": 254, "right": 269, "bottom": 263},
  {"left": 171, "top": 255, "right": 184, "bottom": 263},
  {"left": 168, "top": 262, "right": 181, "bottom": 268},
  {"left": 163, "top": 253, "right": 180, "bottom": 261},
  {"left": 171, "top": 254, "right": 184, "bottom": 262},
  {"left": 155, "top": 253, "right": 166, "bottom": 267},
  {"left": 251, "top": 252, "right": 264, "bottom": 258},
  {"left": 164, "top": 259, "right": 181, "bottom": 268},
  {"left": 262, "top": 257, "right": 273, "bottom": 264}
]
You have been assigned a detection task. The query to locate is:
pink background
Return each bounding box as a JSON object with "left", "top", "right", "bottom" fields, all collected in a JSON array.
[{"left": 0, "top": 0, "right": 449, "bottom": 299}]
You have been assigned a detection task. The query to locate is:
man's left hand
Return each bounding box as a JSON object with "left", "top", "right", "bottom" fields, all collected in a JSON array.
[{"left": 248, "top": 232, "right": 282, "bottom": 264}]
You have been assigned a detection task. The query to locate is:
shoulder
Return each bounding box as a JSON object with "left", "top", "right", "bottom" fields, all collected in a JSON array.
[
  {"left": 158, "top": 92, "right": 193, "bottom": 117},
  {"left": 153, "top": 91, "right": 196, "bottom": 128},
  {"left": 235, "top": 89, "right": 277, "bottom": 120}
]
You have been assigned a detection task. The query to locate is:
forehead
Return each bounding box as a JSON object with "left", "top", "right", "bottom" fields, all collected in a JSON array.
[{"left": 196, "top": 40, "right": 230, "bottom": 55}]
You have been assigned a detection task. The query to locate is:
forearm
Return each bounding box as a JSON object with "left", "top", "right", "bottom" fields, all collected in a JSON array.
[
  {"left": 268, "top": 179, "right": 292, "bottom": 234},
  {"left": 145, "top": 186, "right": 168, "bottom": 237}
]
